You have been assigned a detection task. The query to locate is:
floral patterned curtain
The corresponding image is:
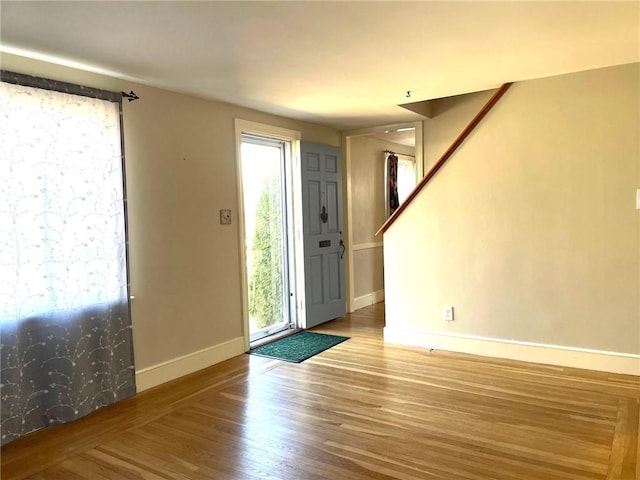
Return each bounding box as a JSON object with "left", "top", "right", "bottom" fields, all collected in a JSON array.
[
  {"left": 387, "top": 153, "right": 399, "bottom": 215},
  {"left": 0, "top": 74, "right": 136, "bottom": 445}
]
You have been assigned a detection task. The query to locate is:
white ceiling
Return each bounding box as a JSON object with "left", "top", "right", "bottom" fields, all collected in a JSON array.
[
  {"left": 1, "top": 1, "right": 638, "bottom": 130},
  {"left": 369, "top": 127, "right": 417, "bottom": 148}
]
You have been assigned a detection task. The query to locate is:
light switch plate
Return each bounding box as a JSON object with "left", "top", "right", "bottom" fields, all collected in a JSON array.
[
  {"left": 220, "top": 209, "right": 232, "bottom": 225},
  {"left": 636, "top": 189, "right": 640, "bottom": 210}
]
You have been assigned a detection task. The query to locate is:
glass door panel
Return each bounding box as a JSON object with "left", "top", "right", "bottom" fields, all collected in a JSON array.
[{"left": 241, "top": 135, "right": 292, "bottom": 342}]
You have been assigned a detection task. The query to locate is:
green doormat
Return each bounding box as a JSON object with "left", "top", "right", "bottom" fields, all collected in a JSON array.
[{"left": 249, "top": 331, "right": 349, "bottom": 363}]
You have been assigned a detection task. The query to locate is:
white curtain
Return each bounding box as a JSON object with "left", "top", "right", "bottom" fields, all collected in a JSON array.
[{"left": 0, "top": 79, "right": 135, "bottom": 445}]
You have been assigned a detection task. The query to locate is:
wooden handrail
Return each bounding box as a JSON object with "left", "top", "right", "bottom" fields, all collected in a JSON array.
[{"left": 376, "top": 82, "right": 513, "bottom": 236}]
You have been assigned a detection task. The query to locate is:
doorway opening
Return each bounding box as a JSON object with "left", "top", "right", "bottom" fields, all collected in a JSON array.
[{"left": 343, "top": 122, "right": 422, "bottom": 313}]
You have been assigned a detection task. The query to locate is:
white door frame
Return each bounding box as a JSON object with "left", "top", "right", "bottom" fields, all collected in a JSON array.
[
  {"left": 342, "top": 121, "right": 423, "bottom": 313},
  {"left": 234, "top": 119, "right": 303, "bottom": 350}
]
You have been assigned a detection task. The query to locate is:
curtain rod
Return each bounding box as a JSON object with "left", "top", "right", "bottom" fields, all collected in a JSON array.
[
  {"left": 2, "top": 70, "right": 141, "bottom": 103},
  {"left": 121, "top": 91, "right": 140, "bottom": 102},
  {"left": 384, "top": 150, "right": 415, "bottom": 158}
]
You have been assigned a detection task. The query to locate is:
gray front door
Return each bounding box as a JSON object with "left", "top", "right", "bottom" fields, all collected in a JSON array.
[{"left": 301, "top": 142, "right": 346, "bottom": 328}]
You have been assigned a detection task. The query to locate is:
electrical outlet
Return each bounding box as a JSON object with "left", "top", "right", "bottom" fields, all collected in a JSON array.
[{"left": 442, "top": 305, "right": 454, "bottom": 321}]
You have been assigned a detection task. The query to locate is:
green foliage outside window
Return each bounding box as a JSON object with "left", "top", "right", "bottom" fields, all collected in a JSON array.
[{"left": 248, "top": 175, "right": 284, "bottom": 329}]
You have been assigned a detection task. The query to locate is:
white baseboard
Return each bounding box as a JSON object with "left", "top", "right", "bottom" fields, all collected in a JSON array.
[
  {"left": 352, "top": 289, "right": 385, "bottom": 312},
  {"left": 135, "top": 336, "right": 246, "bottom": 392},
  {"left": 384, "top": 327, "right": 640, "bottom": 376}
]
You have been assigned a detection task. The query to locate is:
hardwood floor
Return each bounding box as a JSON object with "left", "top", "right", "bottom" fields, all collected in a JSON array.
[{"left": 1, "top": 303, "right": 638, "bottom": 479}]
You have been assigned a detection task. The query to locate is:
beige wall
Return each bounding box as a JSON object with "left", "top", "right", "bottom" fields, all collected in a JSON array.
[
  {"left": 385, "top": 63, "right": 640, "bottom": 355},
  {"left": 423, "top": 90, "right": 495, "bottom": 170},
  {"left": 1, "top": 53, "right": 340, "bottom": 374},
  {"left": 350, "top": 135, "right": 414, "bottom": 298}
]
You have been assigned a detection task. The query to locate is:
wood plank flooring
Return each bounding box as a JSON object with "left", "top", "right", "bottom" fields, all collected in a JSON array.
[{"left": 1, "top": 303, "right": 639, "bottom": 479}]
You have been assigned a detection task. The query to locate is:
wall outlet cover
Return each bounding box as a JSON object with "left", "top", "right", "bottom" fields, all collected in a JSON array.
[{"left": 442, "top": 305, "right": 454, "bottom": 321}]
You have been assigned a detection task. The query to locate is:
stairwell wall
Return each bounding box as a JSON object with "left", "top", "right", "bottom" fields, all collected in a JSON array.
[{"left": 384, "top": 63, "right": 640, "bottom": 373}]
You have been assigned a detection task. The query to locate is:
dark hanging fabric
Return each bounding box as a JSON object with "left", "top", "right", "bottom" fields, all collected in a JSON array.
[{"left": 387, "top": 153, "right": 399, "bottom": 215}]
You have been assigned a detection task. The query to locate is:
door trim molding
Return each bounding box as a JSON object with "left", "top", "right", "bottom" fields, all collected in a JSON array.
[{"left": 234, "top": 119, "right": 301, "bottom": 351}]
